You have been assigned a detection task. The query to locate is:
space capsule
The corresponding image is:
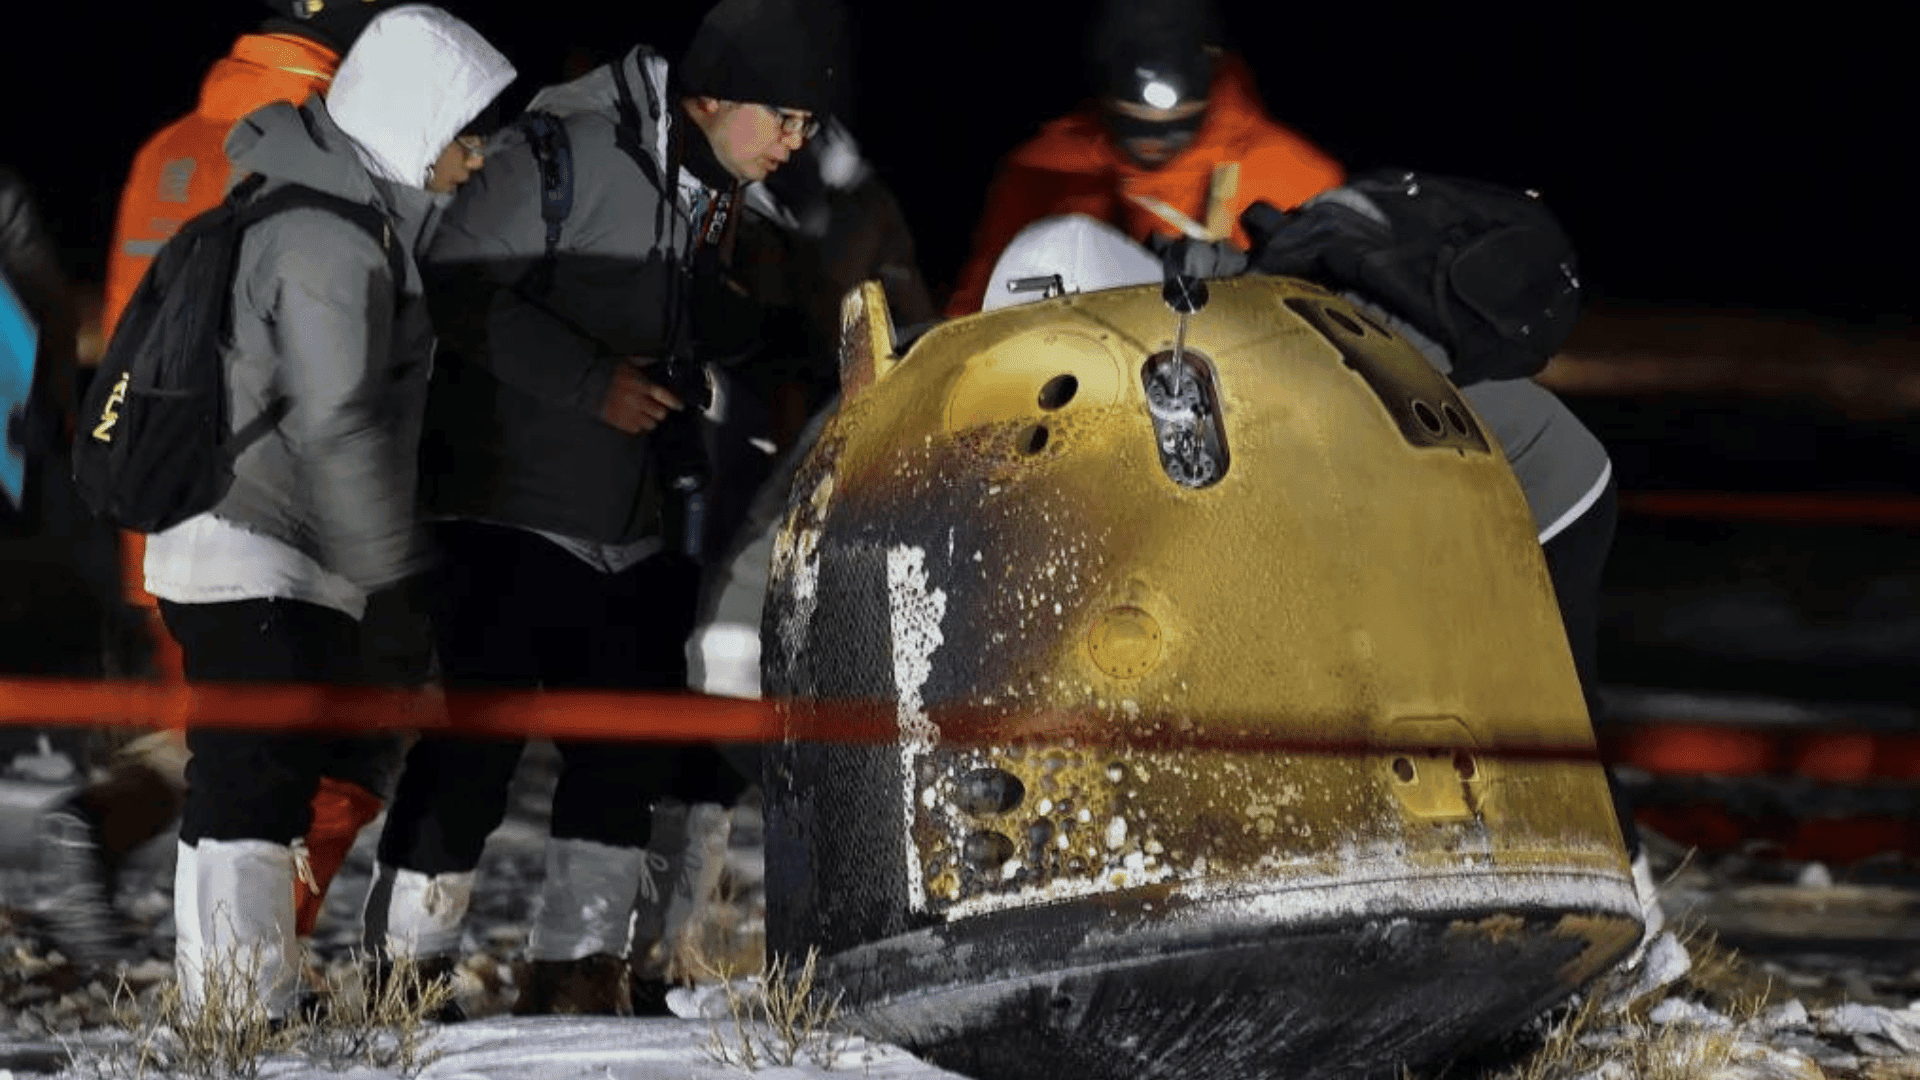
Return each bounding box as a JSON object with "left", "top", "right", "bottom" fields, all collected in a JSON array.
[{"left": 758, "top": 220, "right": 1640, "bottom": 1080}]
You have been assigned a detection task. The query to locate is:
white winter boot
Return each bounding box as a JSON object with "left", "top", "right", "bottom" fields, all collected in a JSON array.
[
  {"left": 528, "top": 837, "right": 649, "bottom": 962},
  {"left": 516, "top": 837, "right": 652, "bottom": 1016},
  {"left": 178, "top": 838, "right": 304, "bottom": 1020},
  {"left": 360, "top": 862, "right": 475, "bottom": 1020},
  {"left": 360, "top": 861, "right": 474, "bottom": 963},
  {"left": 630, "top": 800, "right": 737, "bottom": 982},
  {"left": 658, "top": 802, "right": 733, "bottom": 981},
  {"left": 173, "top": 840, "right": 204, "bottom": 1003}
]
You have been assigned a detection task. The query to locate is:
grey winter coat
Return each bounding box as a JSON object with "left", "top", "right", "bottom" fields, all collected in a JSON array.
[
  {"left": 421, "top": 47, "right": 696, "bottom": 545},
  {"left": 211, "top": 99, "right": 439, "bottom": 591}
]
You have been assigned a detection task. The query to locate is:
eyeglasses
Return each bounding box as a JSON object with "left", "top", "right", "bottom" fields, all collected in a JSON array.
[
  {"left": 760, "top": 104, "right": 821, "bottom": 141},
  {"left": 456, "top": 135, "right": 486, "bottom": 163}
]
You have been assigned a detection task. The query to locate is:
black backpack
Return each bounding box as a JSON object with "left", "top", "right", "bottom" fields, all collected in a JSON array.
[
  {"left": 1242, "top": 169, "right": 1581, "bottom": 385},
  {"left": 74, "top": 173, "right": 405, "bottom": 533}
]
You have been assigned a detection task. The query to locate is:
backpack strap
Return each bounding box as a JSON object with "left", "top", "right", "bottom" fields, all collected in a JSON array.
[
  {"left": 611, "top": 51, "right": 696, "bottom": 361},
  {"left": 514, "top": 110, "right": 574, "bottom": 296},
  {"left": 227, "top": 172, "right": 270, "bottom": 206},
  {"left": 609, "top": 54, "right": 664, "bottom": 192},
  {"left": 507, "top": 58, "right": 663, "bottom": 299}
]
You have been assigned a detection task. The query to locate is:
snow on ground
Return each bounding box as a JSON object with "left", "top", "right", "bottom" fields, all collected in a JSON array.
[
  {"left": 6, "top": 741, "right": 1920, "bottom": 1079},
  {"left": 4, "top": 1014, "right": 970, "bottom": 1080}
]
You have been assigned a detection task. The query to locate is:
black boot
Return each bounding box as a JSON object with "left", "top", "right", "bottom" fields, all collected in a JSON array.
[
  {"left": 37, "top": 803, "right": 138, "bottom": 965},
  {"left": 629, "top": 973, "right": 677, "bottom": 1017},
  {"left": 512, "top": 955, "right": 631, "bottom": 1017},
  {"left": 369, "top": 954, "right": 468, "bottom": 1023}
]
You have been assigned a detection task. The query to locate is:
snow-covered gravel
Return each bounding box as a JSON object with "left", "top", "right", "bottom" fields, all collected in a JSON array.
[{"left": 5, "top": 743, "right": 1919, "bottom": 1080}]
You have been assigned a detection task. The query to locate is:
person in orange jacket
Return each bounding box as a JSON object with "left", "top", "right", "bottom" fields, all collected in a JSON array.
[
  {"left": 945, "top": 0, "right": 1344, "bottom": 317},
  {"left": 43, "top": 0, "right": 420, "bottom": 964}
]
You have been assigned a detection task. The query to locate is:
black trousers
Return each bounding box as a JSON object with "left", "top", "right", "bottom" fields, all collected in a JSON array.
[
  {"left": 377, "top": 521, "right": 748, "bottom": 875},
  {"left": 163, "top": 597, "right": 395, "bottom": 845},
  {"left": 1539, "top": 478, "right": 1639, "bottom": 857}
]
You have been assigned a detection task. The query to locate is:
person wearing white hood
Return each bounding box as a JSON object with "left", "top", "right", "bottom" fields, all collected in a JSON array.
[{"left": 139, "top": 4, "right": 513, "bottom": 1021}]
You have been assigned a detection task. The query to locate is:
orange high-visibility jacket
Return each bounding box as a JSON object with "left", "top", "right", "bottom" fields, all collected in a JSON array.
[
  {"left": 104, "top": 32, "right": 338, "bottom": 606},
  {"left": 946, "top": 55, "right": 1344, "bottom": 317}
]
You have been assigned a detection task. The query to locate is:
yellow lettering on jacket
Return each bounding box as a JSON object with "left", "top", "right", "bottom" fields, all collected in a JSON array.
[{"left": 91, "top": 372, "right": 130, "bottom": 443}]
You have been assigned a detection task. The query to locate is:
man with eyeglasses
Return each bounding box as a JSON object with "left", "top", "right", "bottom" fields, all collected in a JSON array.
[
  {"left": 684, "top": 101, "right": 821, "bottom": 183},
  {"left": 363, "top": 0, "right": 846, "bottom": 1017}
]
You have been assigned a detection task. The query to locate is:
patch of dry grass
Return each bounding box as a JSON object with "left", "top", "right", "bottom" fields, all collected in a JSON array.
[
  {"left": 696, "top": 945, "right": 848, "bottom": 1072},
  {"left": 1449, "top": 922, "right": 1814, "bottom": 1080},
  {"left": 62, "top": 947, "right": 454, "bottom": 1080},
  {"left": 298, "top": 952, "right": 457, "bottom": 1076},
  {"left": 1671, "top": 921, "right": 1782, "bottom": 1017},
  {"left": 64, "top": 943, "right": 301, "bottom": 1080}
]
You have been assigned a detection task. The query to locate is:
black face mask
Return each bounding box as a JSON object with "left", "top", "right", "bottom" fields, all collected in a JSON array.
[
  {"left": 1102, "top": 106, "right": 1207, "bottom": 144},
  {"left": 1102, "top": 105, "right": 1207, "bottom": 166}
]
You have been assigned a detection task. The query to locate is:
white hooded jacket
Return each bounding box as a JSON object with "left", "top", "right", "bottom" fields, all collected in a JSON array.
[{"left": 330, "top": 5, "right": 516, "bottom": 188}]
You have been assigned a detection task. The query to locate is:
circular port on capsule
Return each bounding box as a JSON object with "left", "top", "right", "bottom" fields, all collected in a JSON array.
[
  {"left": 962, "top": 830, "right": 1016, "bottom": 869},
  {"left": 1038, "top": 374, "right": 1079, "bottom": 410},
  {"left": 1412, "top": 400, "right": 1444, "bottom": 435},
  {"left": 956, "top": 768, "right": 1025, "bottom": 815}
]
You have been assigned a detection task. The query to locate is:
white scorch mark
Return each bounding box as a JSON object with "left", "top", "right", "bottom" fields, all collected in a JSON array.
[
  {"left": 768, "top": 473, "right": 834, "bottom": 658},
  {"left": 887, "top": 544, "right": 947, "bottom": 909}
]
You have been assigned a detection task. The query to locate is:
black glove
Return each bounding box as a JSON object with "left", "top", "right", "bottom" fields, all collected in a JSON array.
[{"left": 1146, "top": 234, "right": 1250, "bottom": 279}]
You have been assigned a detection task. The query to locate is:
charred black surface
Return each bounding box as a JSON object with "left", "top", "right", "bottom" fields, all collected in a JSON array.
[
  {"left": 761, "top": 523, "right": 922, "bottom": 954},
  {"left": 826, "top": 896, "right": 1596, "bottom": 1080}
]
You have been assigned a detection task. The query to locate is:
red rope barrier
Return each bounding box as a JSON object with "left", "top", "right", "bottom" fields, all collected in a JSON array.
[
  {"left": 0, "top": 678, "right": 1622, "bottom": 763},
  {"left": 0, "top": 679, "right": 781, "bottom": 742}
]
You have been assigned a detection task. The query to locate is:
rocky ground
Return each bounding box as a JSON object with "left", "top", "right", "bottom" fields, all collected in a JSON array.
[
  {"left": 1, "top": 741, "right": 770, "bottom": 1048},
  {"left": 4, "top": 742, "right": 1920, "bottom": 1079}
]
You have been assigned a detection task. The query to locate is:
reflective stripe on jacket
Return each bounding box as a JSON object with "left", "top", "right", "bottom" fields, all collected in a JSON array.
[{"left": 104, "top": 33, "right": 338, "bottom": 336}]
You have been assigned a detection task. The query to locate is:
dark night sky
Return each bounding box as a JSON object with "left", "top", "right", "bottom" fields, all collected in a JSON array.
[{"left": 3, "top": 3, "right": 1910, "bottom": 325}]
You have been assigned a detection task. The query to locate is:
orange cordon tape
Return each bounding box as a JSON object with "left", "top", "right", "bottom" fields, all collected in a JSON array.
[
  {"left": 0, "top": 677, "right": 1620, "bottom": 763},
  {"left": 0, "top": 678, "right": 783, "bottom": 742}
]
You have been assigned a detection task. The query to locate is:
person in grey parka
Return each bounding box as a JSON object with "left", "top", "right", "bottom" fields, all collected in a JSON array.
[
  {"left": 141, "top": 5, "right": 512, "bottom": 1021},
  {"left": 366, "top": 0, "right": 847, "bottom": 1017}
]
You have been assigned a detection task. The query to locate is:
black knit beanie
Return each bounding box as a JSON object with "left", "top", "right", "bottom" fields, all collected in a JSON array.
[
  {"left": 259, "top": 0, "right": 408, "bottom": 52},
  {"left": 677, "top": 0, "right": 845, "bottom": 115},
  {"left": 1086, "top": 0, "right": 1222, "bottom": 105}
]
